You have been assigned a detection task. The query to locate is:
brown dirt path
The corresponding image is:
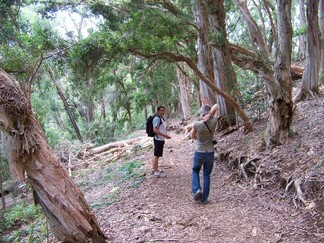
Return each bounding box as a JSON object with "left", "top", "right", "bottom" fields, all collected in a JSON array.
[
  {"left": 78, "top": 91, "right": 324, "bottom": 242},
  {"left": 87, "top": 131, "right": 315, "bottom": 242}
]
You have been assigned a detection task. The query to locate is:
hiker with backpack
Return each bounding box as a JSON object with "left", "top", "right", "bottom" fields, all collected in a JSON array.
[
  {"left": 147, "top": 106, "right": 171, "bottom": 178},
  {"left": 191, "top": 103, "right": 219, "bottom": 204}
]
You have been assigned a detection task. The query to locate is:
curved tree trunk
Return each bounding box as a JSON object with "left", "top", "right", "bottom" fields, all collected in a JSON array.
[
  {"left": 129, "top": 53, "right": 253, "bottom": 132},
  {"left": 183, "top": 58, "right": 253, "bottom": 132},
  {"left": 234, "top": 0, "right": 294, "bottom": 147},
  {"left": 0, "top": 69, "right": 106, "bottom": 242},
  {"left": 234, "top": 0, "right": 270, "bottom": 57}
]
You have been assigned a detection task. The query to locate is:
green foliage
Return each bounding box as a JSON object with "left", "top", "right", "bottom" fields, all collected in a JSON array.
[
  {"left": 90, "top": 187, "right": 120, "bottom": 209},
  {"left": 117, "top": 160, "right": 144, "bottom": 187},
  {"left": 1, "top": 200, "right": 48, "bottom": 242},
  {"left": 88, "top": 160, "right": 145, "bottom": 210},
  {"left": 236, "top": 68, "right": 265, "bottom": 117},
  {"left": 0, "top": 156, "right": 10, "bottom": 181}
]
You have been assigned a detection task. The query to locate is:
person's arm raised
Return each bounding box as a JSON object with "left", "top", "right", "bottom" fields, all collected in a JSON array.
[{"left": 203, "top": 104, "right": 219, "bottom": 122}]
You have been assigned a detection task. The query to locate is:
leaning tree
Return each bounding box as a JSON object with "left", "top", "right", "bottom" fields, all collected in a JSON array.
[{"left": 0, "top": 69, "right": 105, "bottom": 242}]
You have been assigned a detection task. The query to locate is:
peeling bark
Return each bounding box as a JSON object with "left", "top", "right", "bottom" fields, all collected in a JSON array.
[
  {"left": 319, "top": 0, "right": 324, "bottom": 84},
  {"left": 192, "top": 0, "right": 215, "bottom": 105},
  {"left": 296, "top": 0, "right": 320, "bottom": 100},
  {"left": 234, "top": 0, "right": 294, "bottom": 147},
  {"left": 265, "top": 0, "right": 294, "bottom": 147},
  {"left": 209, "top": 0, "right": 238, "bottom": 126},
  {"left": 0, "top": 69, "right": 106, "bottom": 242}
]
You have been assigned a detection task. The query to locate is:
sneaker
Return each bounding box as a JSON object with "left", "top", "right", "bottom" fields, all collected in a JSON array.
[
  {"left": 199, "top": 199, "right": 209, "bottom": 205},
  {"left": 150, "top": 170, "right": 164, "bottom": 175},
  {"left": 153, "top": 171, "right": 166, "bottom": 178},
  {"left": 193, "top": 190, "right": 202, "bottom": 201}
]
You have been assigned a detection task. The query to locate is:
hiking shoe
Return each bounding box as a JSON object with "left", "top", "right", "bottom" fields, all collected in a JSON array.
[
  {"left": 193, "top": 190, "right": 202, "bottom": 201},
  {"left": 150, "top": 170, "right": 164, "bottom": 175},
  {"left": 199, "top": 199, "right": 209, "bottom": 205},
  {"left": 153, "top": 171, "right": 166, "bottom": 178}
]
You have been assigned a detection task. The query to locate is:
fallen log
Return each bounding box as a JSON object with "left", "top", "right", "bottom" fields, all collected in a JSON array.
[{"left": 90, "top": 136, "right": 150, "bottom": 155}]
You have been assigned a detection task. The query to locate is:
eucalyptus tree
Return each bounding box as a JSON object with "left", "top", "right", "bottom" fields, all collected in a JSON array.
[
  {"left": 297, "top": 0, "right": 307, "bottom": 60},
  {"left": 233, "top": 0, "right": 296, "bottom": 147},
  {"left": 48, "top": 68, "right": 84, "bottom": 142},
  {"left": 0, "top": 2, "right": 106, "bottom": 241},
  {"left": 320, "top": 0, "right": 324, "bottom": 84},
  {"left": 89, "top": 0, "right": 253, "bottom": 131},
  {"left": 0, "top": 69, "right": 106, "bottom": 242},
  {"left": 192, "top": 0, "right": 239, "bottom": 127},
  {"left": 295, "top": 0, "right": 321, "bottom": 100},
  {"left": 176, "top": 63, "right": 193, "bottom": 119}
]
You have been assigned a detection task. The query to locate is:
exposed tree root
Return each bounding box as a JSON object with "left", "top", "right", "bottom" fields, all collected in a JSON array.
[
  {"left": 293, "top": 179, "right": 307, "bottom": 207},
  {"left": 218, "top": 150, "right": 323, "bottom": 210}
]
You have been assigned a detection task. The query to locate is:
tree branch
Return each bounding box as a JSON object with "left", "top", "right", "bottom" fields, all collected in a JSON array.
[{"left": 129, "top": 48, "right": 253, "bottom": 132}]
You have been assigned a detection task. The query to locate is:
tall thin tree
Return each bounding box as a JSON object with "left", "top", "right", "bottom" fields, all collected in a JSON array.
[{"left": 296, "top": 0, "right": 320, "bottom": 100}]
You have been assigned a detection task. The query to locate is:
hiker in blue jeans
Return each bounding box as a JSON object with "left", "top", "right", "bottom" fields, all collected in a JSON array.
[{"left": 191, "top": 103, "right": 219, "bottom": 204}]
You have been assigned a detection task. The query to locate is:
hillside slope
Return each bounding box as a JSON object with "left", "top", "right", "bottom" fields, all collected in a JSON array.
[{"left": 77, "top": 91, "right": 323, "bottom": 242}]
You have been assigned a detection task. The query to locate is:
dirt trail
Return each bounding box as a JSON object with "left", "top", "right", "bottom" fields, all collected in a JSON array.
[
  {"left": 86, "top": 132, "right": 313, "bottom": 243},
  {"left": 77, "top": 92, "right": 324, "bottom": 242}
]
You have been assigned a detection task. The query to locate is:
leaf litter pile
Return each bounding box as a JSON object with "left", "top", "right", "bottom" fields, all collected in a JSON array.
[{"left": 71, "top": 91, "right": 324, "bottom": 242}]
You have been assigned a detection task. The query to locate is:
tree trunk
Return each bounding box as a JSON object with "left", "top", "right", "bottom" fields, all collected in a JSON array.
[
  {"left": 0, "top": 133, "right": 6, "bottom": 210},
  {"left": 126, "top": 105, "right": 134, "bottom": 132},
  {"left": 209, "top": 0, "right": 238, "bottom": 126},
  {"left": 234, "top": 0, "right": 270, "bottom": 56},
  {"left": 129, "top": 52, "right": 253, "bottom": 132},
  {"left": 265, "top": 0, "right": 293, "bottom": 147},
  {"left": 176, "top": 65, "right": 191, "bottom": 118},
  {"left": 297, "top": 0, "right": 320, "bottom": 100},
  {"left": 298, "top": 0, "right": 307, "bottom": 60},
  {"left": 101, "top": 98, "right": 106, "bottom": 119},
  {"left": 234, "top": 0, "right": 294, "bottom": 147},
  {"left": 0, "top": 69, "right": 106, "bottom": 242},
  {"left": 192, "top": 0, "right": 216, "bottom": 105},
  {"left": 86, "top": 78, "right": 94, "bottom": 123},
  {"left": 48, "top": 70, "right": 84, "bottom": 143},
  {"left": 184, "top": 58, "right": 253, "bottom": 132},
  {"left": 319, "top": 0, "right": 324, "bottom": 84}
]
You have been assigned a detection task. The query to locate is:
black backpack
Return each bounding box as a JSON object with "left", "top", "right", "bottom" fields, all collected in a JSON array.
[{"left": 146, "top": 115, "right": 162, "bottom": 137}]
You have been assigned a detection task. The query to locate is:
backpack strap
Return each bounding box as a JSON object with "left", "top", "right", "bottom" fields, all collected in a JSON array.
[
  {"left": 204, "top": 122, "right": 216, "bottom": 140},
  {"left": 158, "top": 116, "right": 164, "bottom": 127}
]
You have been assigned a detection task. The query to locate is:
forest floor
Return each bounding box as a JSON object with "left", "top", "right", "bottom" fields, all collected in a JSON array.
[
  {"left": 1, "top": 89, "right": 323, "bottom": 242},
  {"left": 74, "top": 88, "right": 324, "bottom": 242}
]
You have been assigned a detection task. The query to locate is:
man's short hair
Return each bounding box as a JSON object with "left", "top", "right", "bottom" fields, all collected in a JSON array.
[
  {"left": 157, "top": 106, "right": 165, "bottom": 111},
  {"left": 199, "top": 105, "right": 211, "bottom": 117}
]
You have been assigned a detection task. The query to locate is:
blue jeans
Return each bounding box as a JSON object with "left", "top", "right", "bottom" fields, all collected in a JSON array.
[{"left": 192, "top": 151, "right": 214, "bottom": 202}]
